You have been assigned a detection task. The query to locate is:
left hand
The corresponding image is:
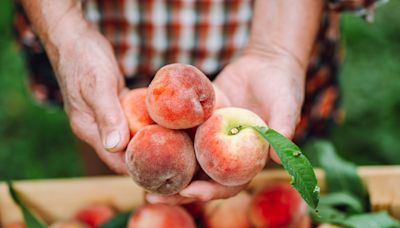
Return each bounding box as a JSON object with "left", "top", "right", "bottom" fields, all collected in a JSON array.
[{"left": 146, "top": 53, "right": 306, "bottom": 204}]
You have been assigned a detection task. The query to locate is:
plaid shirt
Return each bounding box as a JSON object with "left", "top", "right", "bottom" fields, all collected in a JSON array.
[{"left": 13, "top": 0, "right": 385, "bottom": 143}]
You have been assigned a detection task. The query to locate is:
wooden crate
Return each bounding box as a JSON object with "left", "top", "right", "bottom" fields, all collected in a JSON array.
[{"left": 0, "top": 166, "right": 399, "bottom": 226}]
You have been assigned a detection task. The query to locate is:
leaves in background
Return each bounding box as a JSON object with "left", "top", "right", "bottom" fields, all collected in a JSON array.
[
  {"left": 7, "top": 181, "right": 46, "bottom": 228},
  {"left": 253, "top": 126, "right": 319, "bottom": 209},
  {"left": 314, "top": 141, "right": 368, "bottom": 197},
  {"left": 340, "top": 211, "right": 400, "bottom": 228},
  {"left": 100, "top": 211, "right": 133, "bottom": 228},
  {"left": 309, "top": 205, "right": 346, "bottom": 225},
  {"left": 318, "top": 192, "right": 364, "bottom": 214},
  {"left": 304, "top": 140, "right": 400, "bottom": 227}
]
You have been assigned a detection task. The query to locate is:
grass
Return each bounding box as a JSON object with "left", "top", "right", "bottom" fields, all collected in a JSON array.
[{"left": 0, "top": 1, "right": 399, "bottom": 180}]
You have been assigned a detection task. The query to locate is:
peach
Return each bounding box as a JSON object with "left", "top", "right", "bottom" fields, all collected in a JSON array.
[
  {"left": 121, "top": 88, "right": 154, "bottom": 137},
  {"left": 74, "top": 204, "right": 115, "bottom": 228},
  {"left": 203, "top": 192, "right": 252, "bottom": 228},
  {"left": 3, "top": 223, "right": 26, "bottom": 228},
  {"left": 127, "top": 204, "right": 196, "bottom": 228},
  {"left": 147, "top": 63, "right": 215, "bottom": 129},
  {"left": 125, "top": 125, "right": 197, "bottom": 195},
  {"left": 249, "top": 183, "right": 310, "bottom": 228},
  {"left": 49, "top": 220, "right": 88, "bottom": 228},
  {"left": 194, "top": 107, "right": 269, "bottom": 186}
]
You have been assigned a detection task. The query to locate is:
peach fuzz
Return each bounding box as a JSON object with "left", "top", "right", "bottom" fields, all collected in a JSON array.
[
  {"left": 203, "top": 192, "right": 252, "bottom": 228},
  {"left": 147, "top": 63, "right": 215, "bottom": 129},
  {"left": 125, "top": 125, "right": 196, "bottom": 195},
  {"left": 194, "top": 107, "right": 269, "bottom": 186},
  {"left": 74, "top": 204, "right": 115, "bottom": 228},
  {"left": 121, "top": 88, "right": 154, "bottom": 137},
  {"left": 249, "top": 183, "right": 310, "bottom": 228},
  {"left": 127, "top": 204, "right": 196, "bottom": 228}
]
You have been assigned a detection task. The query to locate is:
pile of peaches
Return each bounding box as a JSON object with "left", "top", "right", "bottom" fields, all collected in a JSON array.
[
  {"left": 5, "top": 182, "right": 309, "bottom": 228},
  {"left": 123, "top": 63, "right": 270, "bottom": 195}
]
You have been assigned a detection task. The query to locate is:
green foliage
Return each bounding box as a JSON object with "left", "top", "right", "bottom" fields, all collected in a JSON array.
[
  {"left": 341, "top": 211, "right": 400, "bottom": 228},
  {"left": 306, "top": 141, "right": 369, "bottom": 209},
  {"left": 0, "top": 2, "right": 82, "bottom": 180},
  {"left": 331, "top": 0, "right": 400, "bottom": 165},
  {"left": 7, "top": 181, "right": 47, "bottom": 228},
  {"left": 100, "top": 211, "right": 133, "bottom": 228},
  {"left": 305, "top": 140, "right": 400, "bottom": 227}
]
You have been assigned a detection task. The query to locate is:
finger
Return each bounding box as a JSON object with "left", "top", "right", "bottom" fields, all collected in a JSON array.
[
  {"left": 146, "top": 193, "right": 195, "bottom": 205},
  {"left": 267, "top": 102, "right": 300, "bottom": 164},
  {"left": 83, "top": 82, "right": 130, "bottom": 153},
  {"left": 179, "top": 180, "right": 247, "bottom": 201},
  {"left": 69, "top": 111, "right": 128, "bottom": 174}
]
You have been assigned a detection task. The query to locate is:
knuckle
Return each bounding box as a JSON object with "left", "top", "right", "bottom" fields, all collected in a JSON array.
[{"left": 101, "top": 113, "right": 120, "bottom": 126}]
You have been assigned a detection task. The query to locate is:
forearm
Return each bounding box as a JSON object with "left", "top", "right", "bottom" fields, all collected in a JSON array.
[
  {"left": 247, "top": 0, "right": 324, "bottom": 74},
  {"left": 20, "top": 0, "right": 88, "bottom": 60}
]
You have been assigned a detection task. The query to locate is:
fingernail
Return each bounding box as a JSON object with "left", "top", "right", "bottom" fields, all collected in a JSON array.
[{"left": 104, "top": 130, "right": 120, "bottom": 150}]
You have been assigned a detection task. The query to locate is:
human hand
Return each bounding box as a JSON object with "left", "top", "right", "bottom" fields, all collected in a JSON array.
[
  {"left": 48, "top": 23, "right": 130, "bottom": 174},
  {"left": 214, "top": 53, "right": 306, "bottom": 163},
  {"left": 146, "top": 171, "right": 248, "bottom": 205}
]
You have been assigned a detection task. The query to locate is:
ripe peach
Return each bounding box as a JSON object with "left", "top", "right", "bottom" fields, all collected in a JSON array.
[
  {"left": 121, "top": 88, "right": 154, "bottom": 137},
  {"left": 74, "top": 204, "right": 115, "bottom": 228},
  {"left": 194, "top": 107, "right": 269, "bottom": 186},
  {"left": 127, "top": 204, "right": 196, "bottom": 228},
  {"left": 3, "top": 223, "right": 26, "bottom": 228},
  {"left": 125, "top": 125, "right": 197, "bottom": 195},
  {"left": 249, "top": 183, "right": 310, "bottom": 228},
  {"left": 147, "top": 63, "right": 215, "bottom": 129},
  {"left": 49, "top": 220, "right": 88, "bottom": 228},
  {"left": 203, "top": 192, "right": 252, "bottom": 228}
]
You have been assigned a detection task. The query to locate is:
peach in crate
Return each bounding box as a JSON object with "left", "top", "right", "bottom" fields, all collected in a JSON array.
[
  {"left": 249, "top": 183, "right": 310, "bottom": 228},
  {"left": 127, "top": 203, "right": 195, "bottom": 228}
]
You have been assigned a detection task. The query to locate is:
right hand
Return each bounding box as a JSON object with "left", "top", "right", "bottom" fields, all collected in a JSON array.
[{"left": 47, "top": 22, "right": 130, "bottom": 174}]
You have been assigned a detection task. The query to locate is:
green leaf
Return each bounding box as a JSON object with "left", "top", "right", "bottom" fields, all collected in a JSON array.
[
  {"left": 340, "top": 211, "right": 400, "bottom": 228},
  {"left": 319, "top": 192, "right": 364, "bottom": 214},
  {"left": 308, "top": 140, "right": 369, "bottom": 210},
  {"left": 7, "top": 181, "right": 46, "bottom": 228},
  {"left": 100, "top": 210, "right": 132, "bottom": 228},
  {"left": 253, "top": 126, "right": 319, "bottom": 209}
]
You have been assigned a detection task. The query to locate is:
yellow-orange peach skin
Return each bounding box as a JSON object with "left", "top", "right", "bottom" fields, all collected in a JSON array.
[{"left": 194, "top": 107, "right": 269, "bottom": 186}]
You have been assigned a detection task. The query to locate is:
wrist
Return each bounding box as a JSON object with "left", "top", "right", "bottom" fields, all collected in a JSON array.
[
  {"left": 34, "top": 2, "right": 89, "bottom": 63},
  {"left": 241, "top": 46, "right": 307, "bottom": 81}
]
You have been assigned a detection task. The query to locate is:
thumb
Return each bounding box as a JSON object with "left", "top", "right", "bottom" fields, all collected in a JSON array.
[
  {"left": 86, "top": 88, "right": 130, "bottom": 153},
  {"left": 267, "top": 108, "right": 299, "bottom": 164}
]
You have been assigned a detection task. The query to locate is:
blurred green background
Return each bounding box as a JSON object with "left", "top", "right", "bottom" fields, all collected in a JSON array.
[{"left": 0, "top": 1, "right": 399, "bottom": 180}]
